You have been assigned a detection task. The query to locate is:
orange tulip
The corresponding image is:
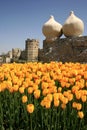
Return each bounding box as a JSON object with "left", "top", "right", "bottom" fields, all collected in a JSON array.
[
  {"left": 35, "top": 79, "right": 41, "bottom": 85},
  {"left": 65, "top": 83, "right": 70, "bottom": 88},
  {"left": 72, "top": 102, "right": 77, "bottom": 108},
  {"left": 75, "top": 91, "right": 81, "bottom": 100},
  {"left": 85, "top": 81, "right": 87, "bottom": 87},
  {"left": 67, "top": 94, "right": 73, "bottom": 101},
  {"left": 78, "top": 111, "right": 84, "bottom": 119},
  {"left": 9, "top": 87, "right": 14, "bottom": 93},
  {"left": 45, "top": 101, "right": 51, "bottom": 109},
  {"left": 41, "top": 82, "right": 48, "bottom": 90},
  {"left": 81, "top": 95, "right": 87, "bottom": 102},
  {"left": 63, "top": 97, "right": 68, "bottom": 104},
  {"left": 42, "top": 88, "right": 49, "bottom": 96},
  {"left": 54, "top": 99, "right": 60, "bottom": 107},
  {"left": 40, "top": 100, "right": 45, "bottom": 107},
  {"left": 27, "top": 104, "right": 34, "bottom": 113},
  {"left": 84, "top": 73, "right": 87, "bottom": 80},
  {"left": 19, "top": 86, "right": 25, "bottom": 94},
  {"left": 57, "top": 87, "right": 62, "bottom": 93},
  {"left": 33, "top": 84, "right": 38, "bottom": 91},
  {"left": 68, "top": 78, "right": 75, "bottom": 85},
  {"left": 61, "top": 103, "right": 66, "bottom": 109},
  {"left": 28, "top": 87, "right": 33, "bottom": 94},
  {"left": 47, "top": 94, "right": 53, "bottom": 102},
  {"left": 37, "top": 71, "right": 42, "bottom": 77},
  {"left": 13, "top": 85, "right": 19, "bottom": 92},
  {"left": 22, "top": 95, "right": 28, "bottom": 103},
  {"left": 76, "top": 103, "right": 82, "bottom": 110},
  {"left": 34, "top": 89, "right": 41, "bottom": 99},
  {"left": 53, "top": 93, "right": 60, "bottom": 100},
  {"left": 61, "top": 81, "right": 66, "bottom": 88},
  {"left": 76, "top": 75, "right": 82, "bottom": 81}
]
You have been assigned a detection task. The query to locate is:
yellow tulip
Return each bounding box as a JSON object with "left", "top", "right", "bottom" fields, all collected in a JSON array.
[
  {"left": 72, "top": 102, "right": 77, "bottom": 108},
  {"left": 45, "top": 101, "right": 51, "bottom": 109},
  {"left": 33, "top": 84, "right": 38, "bottom": 91},
  {"left": 54, "top": 99, "right": 60, "bottom": 107},
  {"left": 57, "top": 87, "right": 62, "bottom": 93},
  {"left": 34, "top": 89, "right": 41, "bottom": 99},
  {"left": 76, "top": 103, "right": 82, "bottom": 110},
  {"left": 22, "top": 95, "right": 28, "bottom": 103},
  {"left": 67, "top": 94, "right": 73, "bottom": 101},
  {"left": 78, "top": 111, "right": 84, "bottom": 119},
  {"left": 28, "top": 87, "right": 33, "bottom": 94},
  {"left": 27, "top": 104, "right": 34, "bottom": 113},
  {"left": 47, "top": 94, "right": 53, "bottom": 102},
  {"left": 81, "top": 95, "right": 87, "bottom": 102},
  {"left": 42, "top": 88, "right": 49, "bottom": 96},
  {"left": 61, "top": 103, "right": 66, "bottom": 109},
  {"left": 19, "top": 87, "right": 25, "bottom": 94},
  {"left": 40, "top": 100, "right": 45, "bottom": 107},
  {"left": 13, "top": 85, "right": 19, "bottom": 92},
  {"left": 53, "top": 93, "right": 59, "bottom": 100}
]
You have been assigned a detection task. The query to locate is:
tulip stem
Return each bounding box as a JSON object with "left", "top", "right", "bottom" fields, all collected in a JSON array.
[
  {"left": 0, "top": 93, "right": 4, "bottom": 129},
  {"left": 30, "top": 114, "right": 33, "bottom": 130}
]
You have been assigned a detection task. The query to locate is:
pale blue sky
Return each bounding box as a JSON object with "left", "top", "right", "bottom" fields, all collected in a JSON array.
[{"left": 0, "top": 0, "right": 87, "bottom": 54}]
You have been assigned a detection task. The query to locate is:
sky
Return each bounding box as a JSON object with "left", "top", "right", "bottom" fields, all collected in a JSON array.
[{"left": 0, "top": 0, "right": 87, "bottom": 54}]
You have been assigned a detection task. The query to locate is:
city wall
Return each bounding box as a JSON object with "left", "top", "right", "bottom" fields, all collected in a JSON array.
[{"left": 38, "top": 36, "right": 87, "bottom": 63}]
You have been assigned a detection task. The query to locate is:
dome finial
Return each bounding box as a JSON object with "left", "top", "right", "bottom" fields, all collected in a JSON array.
[
  {"left": 70, "top": 11, "right": 74, "bottom": 15},
  {"left": 50, "top": 15, "right": 54, "bottom": 19}
]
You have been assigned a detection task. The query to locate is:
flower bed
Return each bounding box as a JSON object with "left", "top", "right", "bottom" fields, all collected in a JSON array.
[{"left": 0, "top": 62, "right": 87, "bottom": 130}]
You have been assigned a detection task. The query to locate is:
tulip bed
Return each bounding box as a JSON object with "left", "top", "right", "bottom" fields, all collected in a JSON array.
[{"left": 0, "top": 62, "right": 87, "bottom": 130}]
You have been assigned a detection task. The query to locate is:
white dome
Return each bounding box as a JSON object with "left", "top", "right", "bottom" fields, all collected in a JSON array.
[
  {"left": 62, "top": 11, "right": 84, "bottom": 37},
  {"left": 42, "top": 15, "right": 62, "bottom": 41}
]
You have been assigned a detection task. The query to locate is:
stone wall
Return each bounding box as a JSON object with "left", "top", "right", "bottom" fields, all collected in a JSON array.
[{"left": 38, "top": 36, "right": 87, "bottom": 63}]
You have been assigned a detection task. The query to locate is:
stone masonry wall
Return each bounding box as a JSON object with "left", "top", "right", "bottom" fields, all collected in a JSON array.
[
  {"left": 25, "top": 39, "right": 39, "bottom": 62},
  {"left": 38, "top": 36, "right": 87, "bottom": 63}
]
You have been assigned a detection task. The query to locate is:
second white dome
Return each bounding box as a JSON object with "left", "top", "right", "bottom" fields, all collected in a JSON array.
[{"left": 62, "top": 11, "right": 84, "bottom": 37}]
